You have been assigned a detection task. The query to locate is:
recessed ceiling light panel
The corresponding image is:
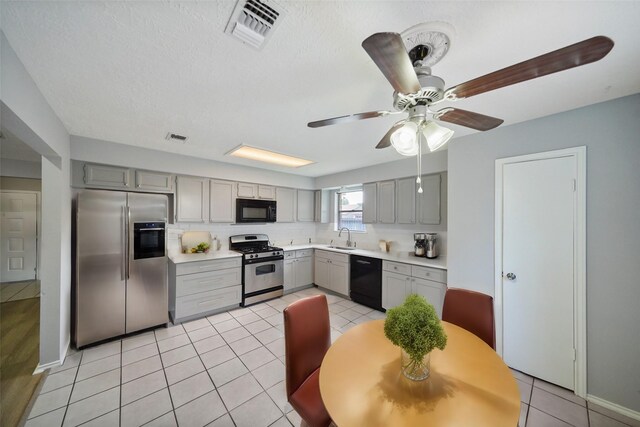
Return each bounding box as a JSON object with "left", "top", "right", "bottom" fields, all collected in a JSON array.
[{"left": 226, "top": 145, "right": 314, "bottom": 168}]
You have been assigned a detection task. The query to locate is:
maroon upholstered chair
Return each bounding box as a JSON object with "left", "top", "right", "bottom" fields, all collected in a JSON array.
[
  {"left": 283, "top": 295, "right": 333, "bottom": 427},
  {"left": 442, "top": 287, "right": 496, "bottom": 349}
]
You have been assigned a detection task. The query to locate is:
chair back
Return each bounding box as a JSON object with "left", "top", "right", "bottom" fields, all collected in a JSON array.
[
  {"left": 442, "top": 288, "right": 495, "bottom": 349},
  {"left": 283, "top": 295, "right": 331, "bottom": 399}
]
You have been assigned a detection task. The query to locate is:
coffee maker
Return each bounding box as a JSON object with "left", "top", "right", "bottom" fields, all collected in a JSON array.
[
  {"left": 414, "top": 233, "right": 426, "bottom": 257},
  {"left": 425, "top": 233, "right": 439, "bottom": 259}
]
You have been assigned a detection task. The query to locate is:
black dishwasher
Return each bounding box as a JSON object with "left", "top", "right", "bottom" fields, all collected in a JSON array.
[{"left": 350, "top": 255, "right": 384, "bottom": 312}]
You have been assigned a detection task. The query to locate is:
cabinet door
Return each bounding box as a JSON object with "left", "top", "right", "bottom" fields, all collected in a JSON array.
[
  {"left": 294, "top": 257, "right": 313, "bottom": 287},
  {"left": 314, "top": 257, "right": 329, "bottom": 289},
  {"left": 176, "top": 176, "right": 208, "bottom": 222},
  {"left": 377, "top": 180, "right": 396, "bottom": 224},
  {"left": 296, "top": 190, "right": 315, "bottom": 222},
  {"left": 418, "top": 174, "right": 441, "bottom": 225},
  {"left": 396, "top": 177, "right": 416, "bottom": 224},
  {"left": 382, "top": 271, "right": 411, "bottom": 310},
  {"left": 314, "top": 190, "right": 330, "bottom": 223},
  {"left": 209, "top": 180, "right": 234, "bottom": 223},
  {"left": 258, "top": 185, "right": 275, "bottom": 200},
  {"left": 237, "top": 183, "right": 257, "bottom": 198},
  {"left": 362, "top": 182, "right": 377, "bottom": 224},
  {"left": 276, "top": 187, "right": 296, "bottom": 222},
  {"left": 135, "top": 170, "right": 172, "bottom": 192},
  {"left": 284, "top": 259, "right": 295, "bottom": 293},
  {"left": 329, "top": 261, "right": 350, "bottom": 297},
  {"left": 84, "top": 163, "right": 131, "bottom": 189},
  {"left": 412, "top": 277, "right": 445, "bottom": 318}
]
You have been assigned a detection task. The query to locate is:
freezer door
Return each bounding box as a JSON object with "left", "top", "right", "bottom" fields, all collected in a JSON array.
[
  {"left": 75, "top": 190, "right": 127, "bottom": 347},
  {"left": 126, "top": 193, "right": 169, "bottom": 332}
]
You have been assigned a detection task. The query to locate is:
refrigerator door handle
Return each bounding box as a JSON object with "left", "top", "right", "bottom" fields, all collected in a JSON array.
[
  {"left": 122, "top": 206, "right": 126, "bottom": 281},
  {"left": 126, "top": 206, "right": 131, "bottom": 279}
]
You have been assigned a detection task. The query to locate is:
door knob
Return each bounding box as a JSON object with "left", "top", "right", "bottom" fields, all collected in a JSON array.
[{"left": 505, "top": 272, "right": 516, "bottom": 280}]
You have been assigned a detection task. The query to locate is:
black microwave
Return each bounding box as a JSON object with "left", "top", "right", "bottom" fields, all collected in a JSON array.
[{"left": 236, "top": 198, "right": 277, "bottom": 223}]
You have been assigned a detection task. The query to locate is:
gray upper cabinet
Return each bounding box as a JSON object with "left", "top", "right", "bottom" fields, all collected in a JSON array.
[
  {"left": 84, "top": 163, "right": 131, "bottom": 189},
  {"left": 276, "top": 187, "right": 296, "bottom": 222},
  {"left": 396, "top": 177, "right": 416, "bottom": 224},
  {"left": 135, "top": 170, "right": 173, "bottom": 192},
  {"left": 237, "top": 183, "right": 275, "bottom": 200},
  {"left": 314, "top": 190, "right": 330, "bottom": 223},
  {"left": 377, "top": 180, "right": 396, "bottom": 224},
  {"left": 297, "top": 190, "right": 315, "bottom": 222},
  {"left": 209, "top": 180, "right": 234, "bottom": 223},
  {"left": 258, "top": 185, "right": 276, "bottom": 200},
  {"left": 418, "top": 174, "right": 441, "bottom": 225},
  {"left": 176, "top": 176, "right": 208, "bottom": 222},
  {"left": 363, "top": 182, "right": 377, "bottom": 224}
]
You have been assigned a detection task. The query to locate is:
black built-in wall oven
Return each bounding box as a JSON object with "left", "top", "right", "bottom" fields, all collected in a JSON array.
[
  {"left": 133, "top": 222, "right": 166, "bottom": 259},
  {"left": 236, "top": 199, "right": 277, "bottom": 223}
]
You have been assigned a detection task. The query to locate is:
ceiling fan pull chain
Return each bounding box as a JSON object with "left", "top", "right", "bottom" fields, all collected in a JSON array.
[{"left": 417, "top": 129, "right": 423, "bottom": 194}]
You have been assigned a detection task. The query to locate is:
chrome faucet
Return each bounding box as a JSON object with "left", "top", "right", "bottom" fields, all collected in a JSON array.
[{"left": 338, "top": 227, "right": 352, "bottom": 247}]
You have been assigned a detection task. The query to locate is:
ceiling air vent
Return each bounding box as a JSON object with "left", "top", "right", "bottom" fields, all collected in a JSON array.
[
  {"left": 224, "top": 0, "right": 285, "bottom": 50},
  {"left": 165, "top": 132, "right": 188, "bottom": 143}
]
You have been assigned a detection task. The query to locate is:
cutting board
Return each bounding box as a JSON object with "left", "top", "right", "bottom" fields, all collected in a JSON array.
[{"left": 180, "top": 231, "right": 212, "bottom": 252}]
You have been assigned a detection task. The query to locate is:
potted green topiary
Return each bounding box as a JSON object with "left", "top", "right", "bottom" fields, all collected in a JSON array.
[{"left": 384, "top": 294, "right": 448, "bottom": 380}]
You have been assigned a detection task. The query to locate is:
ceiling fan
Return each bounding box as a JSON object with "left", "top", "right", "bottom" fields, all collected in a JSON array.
[{"left": 308, "top": 29, "right": 614, "bottom": 156}]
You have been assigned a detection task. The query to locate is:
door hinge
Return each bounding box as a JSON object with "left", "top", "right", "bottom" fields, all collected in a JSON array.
[{"left": 572, "top": 348, "right": 577, "bottom": 361}]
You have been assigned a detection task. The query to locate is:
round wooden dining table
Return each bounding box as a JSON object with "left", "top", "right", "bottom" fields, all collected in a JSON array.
[{"left": 319, "top": 319, "right": 520, "bottom": 427}]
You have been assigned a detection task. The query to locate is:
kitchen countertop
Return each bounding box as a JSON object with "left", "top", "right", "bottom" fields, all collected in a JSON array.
[
  {"left": 169, "top": 245, "right": 446, "bottom": 270},
  {"left": 282, "top": 244, "right": 447, "bottom": 270},
  {"left": 169, "top": 250, "right": 242, "bottom": 264}
]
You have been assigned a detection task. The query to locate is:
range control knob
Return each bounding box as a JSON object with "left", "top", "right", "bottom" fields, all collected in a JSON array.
[{"left": 272, "top": 251, "right": 277, "bottom": 255}]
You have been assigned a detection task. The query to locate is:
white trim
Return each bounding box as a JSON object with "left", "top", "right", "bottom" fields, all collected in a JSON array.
[
  {"left": 494, "top": 146, "right": 587, "bottom": 398},
  {"left": 33, "top": 359, "right": 61, "bottom": 374},
  {"left": 588, "top": 394, "right": 640, "bottom": 422}
]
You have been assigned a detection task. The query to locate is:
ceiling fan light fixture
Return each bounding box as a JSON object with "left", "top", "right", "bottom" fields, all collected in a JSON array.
[
  {"left": 390, "top": 121, "right": 419, "bottom": 156},
  {"left": 423, "top": 121, "right": 454, "bottom": 152}
]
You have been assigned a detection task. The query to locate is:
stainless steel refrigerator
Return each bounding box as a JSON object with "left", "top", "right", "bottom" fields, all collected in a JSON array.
[{"left": 75, "top": 189, "right": 169, "bottom": 348}]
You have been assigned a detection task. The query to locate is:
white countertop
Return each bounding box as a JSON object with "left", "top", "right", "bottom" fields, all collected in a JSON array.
[
  {"left": 282, "top": 244, "right": 447, "bottom": 270},
  {"left": 169, "top": 250, "right": 242, "bottom": 264},
  {"left": 169, "top": 245, "right": 446, "bottom": 270}
]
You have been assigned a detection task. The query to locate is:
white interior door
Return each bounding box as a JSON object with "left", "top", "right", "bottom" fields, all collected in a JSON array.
[
  {"left": 501, "top": 156, "right": 576, "bottom": 390},
  {"left": 1, "top": 192, "right": 38, "bottom": 282}
]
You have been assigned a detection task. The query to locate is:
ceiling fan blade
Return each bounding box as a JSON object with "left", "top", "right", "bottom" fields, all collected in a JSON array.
[
  {"left": 362, "top": 32, "right": 421, "bottom": 95},
  {"left": 446, "top": 36, "right": 614, "bottom": 99},
  {"left": 375, "top": 121, "right": 406, "bottom": 149},
  {"left": 434, "top": 108, "right": 504, "bottom": 131},
  {"left": 308, "top": 110, "right": 395, "bottom": 128}
]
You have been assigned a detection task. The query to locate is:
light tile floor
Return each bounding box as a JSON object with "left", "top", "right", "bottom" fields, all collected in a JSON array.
[
  {"left": 26, "top": 287, "right": 638, "bottom": 427},
  {"left": 0, "top": 280, "right": 40, "bottom": 302}
]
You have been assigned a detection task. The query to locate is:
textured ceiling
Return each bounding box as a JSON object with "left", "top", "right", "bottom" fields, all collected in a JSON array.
[{"left": 2, "top": 1, "right": 639, "bottom": 177}]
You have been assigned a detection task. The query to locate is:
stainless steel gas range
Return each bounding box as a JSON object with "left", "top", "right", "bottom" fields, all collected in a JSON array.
[{"left": 229, "top": 234, "right": 284, "bottom": 306}]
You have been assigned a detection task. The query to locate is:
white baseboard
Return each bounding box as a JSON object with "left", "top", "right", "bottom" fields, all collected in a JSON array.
[
  {"left": 588, "top": 394, "right": 640, "bottom": 422},
  {"left": 33, "top": 359, "right": 61, "bottom": 374}
]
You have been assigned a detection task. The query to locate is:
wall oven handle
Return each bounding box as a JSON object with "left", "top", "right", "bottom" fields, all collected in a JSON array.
[{"left": 137, "top": 228, "right": 164, "bottom": 231}]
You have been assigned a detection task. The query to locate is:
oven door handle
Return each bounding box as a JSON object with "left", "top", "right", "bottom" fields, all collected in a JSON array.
[{"left": 136, "top": 228, "right": 165, "bottom": 231}]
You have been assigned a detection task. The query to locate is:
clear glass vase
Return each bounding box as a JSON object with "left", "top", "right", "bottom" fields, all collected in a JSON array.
[{"left": 401, "top": 348, "right": 431, "bottom": 381}]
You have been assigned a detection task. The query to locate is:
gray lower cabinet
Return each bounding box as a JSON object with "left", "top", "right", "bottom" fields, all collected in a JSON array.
[
  {"left": 176, "top": 176, "right": 208, "bottom": 222},
  {"left": 135, "top": 170, "right": 173, "bottom": 192},
  {"left": 381, "top": 260, "right": 447, "bottom": 317},
  {"left": 83, "top": 163, "right": 131, "bottom": 189},
  {"left": 284, "top": 249, "right": 313, "bottom": 293},
  {"left": 169, "top": 257, "right": 242, "bottom": 322},
  {"left": 314, "top": 250, "right": 349, "bottom": 297}
]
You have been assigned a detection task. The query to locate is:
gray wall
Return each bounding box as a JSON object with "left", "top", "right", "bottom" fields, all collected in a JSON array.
[
  {"left": 0, "top": 158, "right": 41, "bottom": 178},
  {"left": 448, "top": 94, "right": 640, "bottom": 411},
  {"left": 1, "top": 31, "right": 72, "bottom": 366},
  {"left": 0, "top": 176, "right": 41, "bottom": 191}
]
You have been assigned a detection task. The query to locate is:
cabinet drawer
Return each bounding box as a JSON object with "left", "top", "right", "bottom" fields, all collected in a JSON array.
[
  {"left": 176, "top": 268, "right": 241, "bottom": 297},
  {"left": 284, "top": 251, "right": 295, "bottom": 259},
  {"left": 315, "top": 250, "right": 330, "bottom": 260},
  {"left": 327, "top": 251, "right": 349, "bottom": 263},
  {"left": 175, "top": 257, "right": 241, "bottom": 276},
  {"left": 175, "top": 286, "right": 241, "bottom": 319},
  {"left": 383, "top": 261, "right": 412, "bottom": 275},
  {"left": 295, "top": 249, "right": 312, "bottom": 258},
  {"left": 411, "top": 266, "right": 447, "bottom": 284}
]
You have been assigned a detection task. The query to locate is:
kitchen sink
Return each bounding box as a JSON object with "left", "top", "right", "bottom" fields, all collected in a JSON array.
[{"left": 327, "top": 246, "right": 357, "bottom": 251}]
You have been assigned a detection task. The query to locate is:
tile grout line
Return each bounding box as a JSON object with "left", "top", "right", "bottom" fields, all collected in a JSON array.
[
  {"left": 60, "top": 344, "right": 85, "bottom": 426},
  {"left": 152, "top": 326, "right": 180, "bottom": 426}
]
